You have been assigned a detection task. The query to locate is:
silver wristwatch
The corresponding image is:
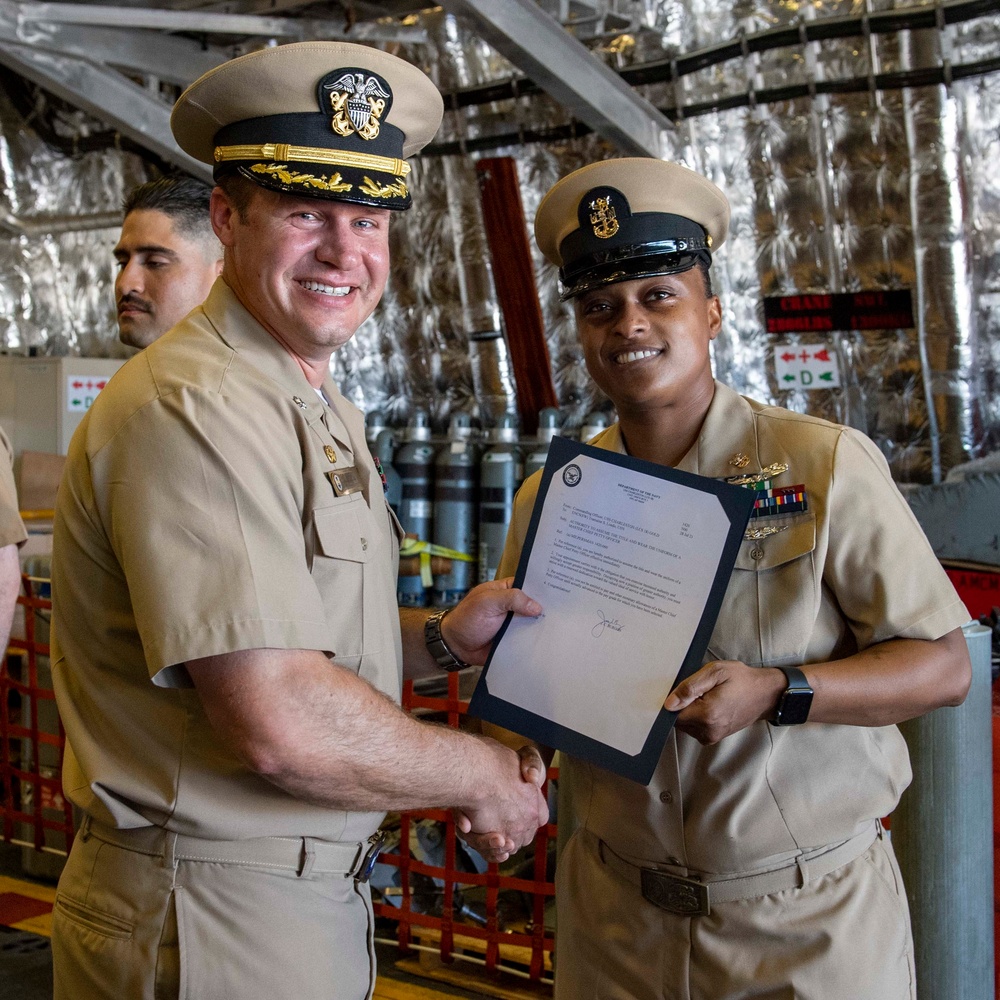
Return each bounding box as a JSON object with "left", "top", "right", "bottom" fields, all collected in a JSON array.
[{"left": 424, "top": 609, "right": 471, "bottom": 672}]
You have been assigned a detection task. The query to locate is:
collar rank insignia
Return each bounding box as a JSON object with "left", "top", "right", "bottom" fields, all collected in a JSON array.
[
  {"left": 589, "top": 195, "right": 619, "bottom": 239},
  {"left": 322, "top": 69, "right": 391, "bottom": 141}
]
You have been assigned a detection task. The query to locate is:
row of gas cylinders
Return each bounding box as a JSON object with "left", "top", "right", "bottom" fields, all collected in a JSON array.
[{"left": 367, "top": 407, "right": 610, "bottom": 608}]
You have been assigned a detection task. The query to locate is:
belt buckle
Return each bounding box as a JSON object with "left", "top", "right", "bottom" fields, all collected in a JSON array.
[
  {"left": 640, "top": 868, "right": 710, "bottom": 916},
  {"left": 356, "top": 831, "right": 386, "bottom": 884}
]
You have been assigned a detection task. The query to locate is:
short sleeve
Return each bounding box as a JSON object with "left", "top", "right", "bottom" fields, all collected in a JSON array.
[
  {"left": 0, "top": 431, "right": 27, "bottom": 549},
  {"left": 824, "top": 428, "right": 969, "bottom": 647},
  {"left": 91, "top": 389, "right": 332, "bottom": 681}
]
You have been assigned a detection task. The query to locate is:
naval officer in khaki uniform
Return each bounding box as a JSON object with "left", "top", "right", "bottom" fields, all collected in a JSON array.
[
  {"left": 472, "top": 159, "right": 972, "bottom": 999},
  {"left": 0, "top": 427, "right": 27, "bottom": 656},
  {"left": 51, "top": 42, "right": 546, "bottom": 1000}
]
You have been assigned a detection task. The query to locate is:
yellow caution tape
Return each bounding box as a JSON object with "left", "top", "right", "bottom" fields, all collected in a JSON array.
[{"left": 399, "top": 539, "right": 474, "bottom": 588}]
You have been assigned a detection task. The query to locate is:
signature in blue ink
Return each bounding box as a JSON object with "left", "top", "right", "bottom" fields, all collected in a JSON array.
[{"left": 592, "top": 610, "right": 625, "bottom": 638}]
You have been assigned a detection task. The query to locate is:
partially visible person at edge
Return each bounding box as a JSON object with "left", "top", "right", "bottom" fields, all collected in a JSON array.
[
  {"left": 467, "top": 157, "right": 971, "bottom": 1000},
  {"left": 115, "top": 176, "right": 223, "bottom": 349},
  {"left": 0, "top": 427, "right": 27, "bottom": 657},
  {"left": 50, "top": 41, "right": 546, "bottom": 1000}
]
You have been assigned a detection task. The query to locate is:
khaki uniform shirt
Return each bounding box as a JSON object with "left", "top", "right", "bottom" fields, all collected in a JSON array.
[
  {"left": 52, "top": 279, "right": 403, "bottom": 842},
  {"left": 498, "top": 382, "right": 968, "bottom": 875},
  {"left": 0, "top": 427, "right": 27, "bottom": 549}
]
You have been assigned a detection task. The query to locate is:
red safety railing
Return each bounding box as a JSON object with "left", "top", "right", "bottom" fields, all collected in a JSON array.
[
  {"left": 1, "top": 575, "right": 74, "bottom": 855},
  {"left": 373, "top": 672, "right": 557, "bottom": 986},
  {"left": 1, "top": 577, "right": 558, "bottom": 988}
]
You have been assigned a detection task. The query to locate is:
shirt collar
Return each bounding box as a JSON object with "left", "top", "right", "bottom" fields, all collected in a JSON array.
[{"left": 201, "top": 278, "right": 331, "bottom": 430}]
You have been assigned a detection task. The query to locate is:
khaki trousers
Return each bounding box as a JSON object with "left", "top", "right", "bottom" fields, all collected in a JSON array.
[
  {"left": 555, "top": 828, "right": 916, "bottom": 1000},
  {"left": 52, "top": 822, "right": 377, "bottom": 1000}
]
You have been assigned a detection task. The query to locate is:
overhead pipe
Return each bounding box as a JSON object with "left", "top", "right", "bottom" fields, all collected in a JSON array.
[
  {"left": 435, "top": 0, "right": 995, "bottom": 111},
  {"left": 425, "top": 0, "right": 998, "bottom": 157},
  {"left": 0, "top": 207, "right": 121, "bottom": 237},
  {"left": 426, "top": 52, "right": 1000, "bottom": 157}
]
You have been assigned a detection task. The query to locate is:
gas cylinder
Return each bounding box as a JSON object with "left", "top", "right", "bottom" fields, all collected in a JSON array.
[
  {"left": 579, "top": 409, "right": 609, "bottom": 443},
  {"left": 372, "top": 428, "right": 402, "bottom": 517},
  {"left": 478, "top": 414, "right": 522, "bottom": 584},
  {"left": 432, "top": 412, "right": 479, "bottom": 607},
  {"left": 395, "top": 411, "right": 435, "bottom": 607},
  {"left": 523, "top": 406, "right": 561, "bottom": 480},
  {"left": 365, "top": 409, "right": 387, "bottom": 452}
]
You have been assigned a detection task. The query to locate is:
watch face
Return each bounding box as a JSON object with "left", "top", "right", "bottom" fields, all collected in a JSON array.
[{"left": 776, "top": 690, "right": 814, "bottom": 726}]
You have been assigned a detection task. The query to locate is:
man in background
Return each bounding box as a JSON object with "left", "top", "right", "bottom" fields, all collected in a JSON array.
[
  {"left": 114, "top": 176, "right": 222, "bottom": 349},
  {"left": 0, "top": 427, "right": 27, "bottom": 655}
]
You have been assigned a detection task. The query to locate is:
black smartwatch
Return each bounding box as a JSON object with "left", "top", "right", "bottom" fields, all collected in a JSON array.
[
  {"left": 770, "top": 667, "right": 814, "bottom": 726},
  {"left": 424, "top": 609, "right": 471, "bottom": 672}
]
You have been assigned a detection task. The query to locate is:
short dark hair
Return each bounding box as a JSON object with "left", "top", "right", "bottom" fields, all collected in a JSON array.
[
  {"left": 214, "top": 173, "right": 260, "bottom": 222},
  {"left": 696, "top": 257, "right": 714, "bottom": 298},
  {"left": 122, "top": 177, "right": 214, "bottom": 239}
]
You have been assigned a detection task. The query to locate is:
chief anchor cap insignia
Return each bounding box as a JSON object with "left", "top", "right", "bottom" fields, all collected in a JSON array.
[
  {"left": 589, "top": 194, "right": 619, "bottom": 239},
  {"left": 324, "top": 445, "right": 337, "bottom": 463}
]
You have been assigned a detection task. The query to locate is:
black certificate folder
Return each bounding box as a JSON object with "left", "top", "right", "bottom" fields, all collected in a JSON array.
[{"left": 468, "top": 435, "right": 757, "bottom": 785}]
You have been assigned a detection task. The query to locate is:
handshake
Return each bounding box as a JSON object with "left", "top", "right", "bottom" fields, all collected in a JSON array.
[{"left": 454, "top": 742, "right": 549, "bottom": 864}]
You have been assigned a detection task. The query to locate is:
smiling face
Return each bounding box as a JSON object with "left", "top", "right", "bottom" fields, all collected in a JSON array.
[
  {"left": 573, "top": 268, "right": 722, "bottom": 419},
  {"left": 210, "top": 184, "right": 391, "bottom": 373},
  {"left": 114, "top": 209, "right": 222, "bottom": 349}
]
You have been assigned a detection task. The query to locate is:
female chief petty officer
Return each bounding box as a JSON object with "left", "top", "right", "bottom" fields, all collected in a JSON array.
[{"left": 471, "top": 158, "right": 972, "bottom": 1000}]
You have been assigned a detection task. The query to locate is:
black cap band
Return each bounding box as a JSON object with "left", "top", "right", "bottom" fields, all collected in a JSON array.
[
  {"left": 212, "top": 66, "right": 413, "bottom": 210},
  {"left": 557, "top": 186, "right": 714, "bottom": 298}
]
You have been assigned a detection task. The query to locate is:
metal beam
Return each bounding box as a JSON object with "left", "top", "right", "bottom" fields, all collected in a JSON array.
[
  {"left": 0, "top": 42, "right": 212, "bottom": 180},
  {"left": 0, "top": 20, "right": 228, "bottom": 87},
  {"left": 438, "top": 0, "right": 671, "bottom": 157},
  {"left": 15, "top": 2, "right": 429, "bottom": 43}
]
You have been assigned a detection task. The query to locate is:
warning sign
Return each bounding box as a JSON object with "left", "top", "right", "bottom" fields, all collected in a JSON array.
[
  {"left": 773, "top": 343, "right": 841, "bottom": 390},
  {"left": 67, "top": 375, "right": 110, "bottom": 412}
]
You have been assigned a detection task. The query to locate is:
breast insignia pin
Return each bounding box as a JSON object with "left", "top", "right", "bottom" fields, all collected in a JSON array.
[
  {"left": 744, "top": 524, "right": 789, "bottom": 540},
  {"left": 729, "top": 452, "right": 751, "bottom": 468}
]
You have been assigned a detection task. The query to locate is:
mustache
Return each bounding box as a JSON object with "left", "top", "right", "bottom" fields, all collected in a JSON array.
[{"left": 117, "top": 293, "right": 152, "bottom": 314}]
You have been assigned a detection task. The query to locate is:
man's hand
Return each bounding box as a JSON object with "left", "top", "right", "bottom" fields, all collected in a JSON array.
[
  {"left": 442, "top": 578, "right": 542, "bottom": 666},
  {"left": 455, "top": 745, "right": 547, "bottom": 863},
  {"left": 663, "top": 660, "right": 786, "bottom": 745}
]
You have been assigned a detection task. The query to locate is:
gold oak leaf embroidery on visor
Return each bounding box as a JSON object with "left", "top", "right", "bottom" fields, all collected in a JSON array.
[
  {"left": 359, "top": 176, "right": 409, "bottom": 200},
  {"left": 249, "top": 163, "right": 353, "bottom": 193}
]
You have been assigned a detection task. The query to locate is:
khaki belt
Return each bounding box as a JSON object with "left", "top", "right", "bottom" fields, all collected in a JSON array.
[
  {"left": 597, "top": 821, "right": 881, "bottom": 916},
  {"left": 81, "top": 816, "right": 385, "bottom": 882}
]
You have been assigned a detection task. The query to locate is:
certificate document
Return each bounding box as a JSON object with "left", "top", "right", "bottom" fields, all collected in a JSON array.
[{"left": 469, "top": 435, "right": 756, "bottom": 784}]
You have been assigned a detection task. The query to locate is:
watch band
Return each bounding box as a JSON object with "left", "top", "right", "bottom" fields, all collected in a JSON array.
[
  {"left": 770, "top": 666, "right": 814, "bottom": 726},
  {"left": 424, "top": 609, "right": 471, "bottom": 672}
]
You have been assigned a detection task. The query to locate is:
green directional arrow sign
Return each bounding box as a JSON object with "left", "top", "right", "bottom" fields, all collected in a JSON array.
[
  {"left": 819, "top": 372, "right": 833, "bottom": 381},
  {"left": 782, "top": 374, "right": 795, "bottom": 382}
]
